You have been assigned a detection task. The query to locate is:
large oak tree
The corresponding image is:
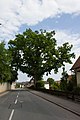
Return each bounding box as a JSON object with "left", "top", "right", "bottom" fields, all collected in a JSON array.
[{"left": 8, "top": 29, "right": 75, "bottom": 85}]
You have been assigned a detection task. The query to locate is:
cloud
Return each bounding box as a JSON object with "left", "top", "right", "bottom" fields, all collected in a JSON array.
[
  {"left": 0, "top": 0, "right": 80, "bottom": 42},
  {"left": 55, "top": 30, "right": 80, "bottom": 58},
  {"left": 0, "top": 0, "right": 80, "bottom": 81},
  {"left": 18, "top": 70, "right": 30, "bottom": 82},
  {"left": 56, "top": 0, "right": 80, "bottom": 14}
]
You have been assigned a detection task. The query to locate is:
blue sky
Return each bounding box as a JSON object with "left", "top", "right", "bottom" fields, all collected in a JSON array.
[
  {"left": 20, "top": 13, "right": 80, "bottom": 34},
  {"left": 0, "top": 0, "right": 80, "bottom": 82}
]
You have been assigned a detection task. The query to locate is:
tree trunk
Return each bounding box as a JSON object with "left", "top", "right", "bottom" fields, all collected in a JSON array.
[{"left": 33, "top": 75, "right": 37, "bottom": 88}]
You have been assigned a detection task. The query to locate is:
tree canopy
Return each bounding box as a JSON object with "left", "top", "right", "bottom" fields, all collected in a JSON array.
[
  {"left": 60, "top": 67, "right": 69, "bottom": 91},
  {"left": 47, "top": 78, "right": 54, "bottom": 86},
  {"left": 0, "top": 41, "right": 18, "bottom": 84},
  {"left": 8, "top": 29, "right": 75, "bottom": 84},
  {"left": 0, "top": 42, "right": 11, "bottom": 83}
]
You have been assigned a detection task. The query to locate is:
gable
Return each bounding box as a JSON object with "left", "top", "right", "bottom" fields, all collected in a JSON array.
[{"left": 71, "top": 56, "right": 80, "bottom": 70}]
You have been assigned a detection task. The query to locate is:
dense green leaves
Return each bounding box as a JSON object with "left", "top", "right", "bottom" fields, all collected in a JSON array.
[
  {"left": 8, "top": 29, "right": 75, "bottom": 84},
  {"left": 47, "top": 78, "right": 54, "bottom": 86},
  {"left": 47, "top": 78, "right": 54, "bottom": 89},
  {"left": 0, "top": 41, "right": 18, "bottom": 83},
  {"left": 60, "top": 67, "right": 68, "bottom": 91},
  {"left": 58, "top": 43, "right": 75, "bottom": 65},
  {"left": 0, "top": 42, "right": 12, "bottom": 83}
]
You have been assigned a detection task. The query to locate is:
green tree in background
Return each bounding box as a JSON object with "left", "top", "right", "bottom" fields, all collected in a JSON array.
[
  {"left": 36, "top": 80, "right": 45, "bottom": 89},
  {"left": 47, "top": 78, "right": 54, "bottom": 89},
  {"left": 0, "top": 42, "right": 12, "bottom": 83},
  {"left": 52, "top": 82, "right": 60, "bottom": 90},
  {"left": 60, "top": 67, "right": 68, "bottom": 91},
  {"left": 67, "top": 74, "right": 77, "bottom": 91},
  {"left": 8, "top": 29, "right": 75, "bottom": 86}
]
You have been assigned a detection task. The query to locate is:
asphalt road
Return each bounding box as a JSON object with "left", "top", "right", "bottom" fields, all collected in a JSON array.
[{"left": 0, "top": 89, "right": 80, "bottom": 120}]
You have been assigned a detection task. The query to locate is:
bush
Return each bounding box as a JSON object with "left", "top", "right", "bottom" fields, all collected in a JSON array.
[
  {"left": 73, "top": 87, "right": 80, "bottom": 94},
  {"left": 36, "top": 80, "right": 45, "bottom": 89},
  {"left": 67, "top": 81, "right": 73, "bottom": 91},
  {"left": 15, "top": 83, "right": 20, "bottom": 88},
  {"left": 52, "top": 82, "right": 60, "bottom": 90}
]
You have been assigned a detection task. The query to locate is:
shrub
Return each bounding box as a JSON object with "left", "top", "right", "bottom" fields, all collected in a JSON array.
[
  {"left": 73, "top": 86, "right": 80, "bottom": 94},
  {"left": 36, "top": 80, "right": 45, "bottom": 89}
]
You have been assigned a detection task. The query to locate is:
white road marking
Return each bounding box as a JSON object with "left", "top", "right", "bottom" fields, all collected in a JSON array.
[
  {"left": 9, "top": 92, "right": 19, "bottom": 120},
  {"left": 9, "top": 109, "right": 14, "bottom": 120},
  {"left": 15, "top": 99, "right": 17, "bottom": 104},
  {"left": 17, "top": 95, "right": 18, "bottom": 98}
]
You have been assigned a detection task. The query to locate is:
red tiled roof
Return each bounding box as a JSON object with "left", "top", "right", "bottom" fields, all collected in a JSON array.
[{"left": 71, "top": 56, "right": 80, "bottom": 70}]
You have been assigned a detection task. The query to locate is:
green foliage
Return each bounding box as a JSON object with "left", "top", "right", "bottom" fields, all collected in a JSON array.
[
  {"left": 15, "top": 83, "right": 20, "bottom": 88},
  {"left": 52, "top": 82, "right": 60, "bottom": 90},
  {"left": 60, "top": 80, "right": 67, "bottom": 91},
  {"left": 61, "top": 67, "right": 68, "bottom": 81},
  {"left": 36, "top": 80, "right": 45, "bottom": 89},
  {"left": 60, "top": 68, "right": 77, "bottom": 92},
  {"left": 47, "top": 78, "right": 54, "bottom": 86},
  {"left": 0, "top": 41, "right": 18, "bottom": 83},
  {"left": 58, "top": 43, "right": 75, "bottom": 65},
  {"left": 67, "top": 75, "right": 76, "bottom": 92},
  {"left": 9, "top": 69, "right": 18, "bottom": 84},
  {"left": 0, "top": 42, "right": 12, "bottom": 83},
  {"left": 67, "top": 81, "right": 73, "bottom": 91},
  {"left": 71, "top": 74, "right": 77, "bottom": 87},
  {"left": 8, "top": 29, "right": 75, "bottom": 85},
  {"left": 73, "top": 86, "right": 80, "bottom": 94},
  {"left": 60, "top": 67, "right": 68, "bottom": 91}
]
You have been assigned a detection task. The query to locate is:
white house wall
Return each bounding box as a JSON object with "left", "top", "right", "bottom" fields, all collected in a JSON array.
[
  {"left": 44, "top": 84, "right": 49, "bottom": 89},
  {"left": 11, "top": 82, "right": 16, "bottom": 90}
]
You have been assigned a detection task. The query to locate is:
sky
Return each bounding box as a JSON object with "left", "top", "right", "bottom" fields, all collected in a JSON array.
[{"left": 0, "top": 0, "right": 80, "bottom": 82}]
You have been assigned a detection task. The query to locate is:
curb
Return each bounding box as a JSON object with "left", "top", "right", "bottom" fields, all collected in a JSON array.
[
  {"left": 0, "top": 91, "right": 9, "bottom": 97},
  {"left": 29, "top": 90, "right": 80, "bottom": 117}
]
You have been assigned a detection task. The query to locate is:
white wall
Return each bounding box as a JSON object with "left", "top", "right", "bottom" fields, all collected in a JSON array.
[
  {"left": 0, "top": 83, "right": 11, "bottom": 93},
  {"left": 11, "top": 82, "right": 16, "bottom": 90},
  {"left": 44, "top": 84, "right": 49, "bottom": 89}
]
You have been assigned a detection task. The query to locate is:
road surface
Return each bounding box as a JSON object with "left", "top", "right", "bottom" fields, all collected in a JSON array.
[{"left": 0, "top": 89, "right": 80, "bottom": 120}]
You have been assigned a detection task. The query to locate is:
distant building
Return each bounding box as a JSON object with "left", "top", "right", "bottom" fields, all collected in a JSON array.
[
  {"left": 11, "top": 82, "right": 16, "bottom": 89},
  {"left": 28, "top": 78, "right": 34, "bottom": 87},
  {"left": 71, "top": 56, "right": 80, "bottom": 87}
]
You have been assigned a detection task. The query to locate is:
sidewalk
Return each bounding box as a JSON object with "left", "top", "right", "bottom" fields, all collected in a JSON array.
[
  {"left": 29, "top": 90, "right": 80, "bottom": 116},
  {"left": 0, "top": 91, "right": 9, "bottom": 97}
]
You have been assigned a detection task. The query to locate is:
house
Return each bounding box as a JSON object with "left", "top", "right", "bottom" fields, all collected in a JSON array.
[
  {"left": 11, "top": 82, "right": 16, "bottom": 89},
  {"left": 28, "top": 78, "right": 34, "bottom": 87},
  {"left": 71, "top": 56, "right": 80, "bottom": 87}
]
